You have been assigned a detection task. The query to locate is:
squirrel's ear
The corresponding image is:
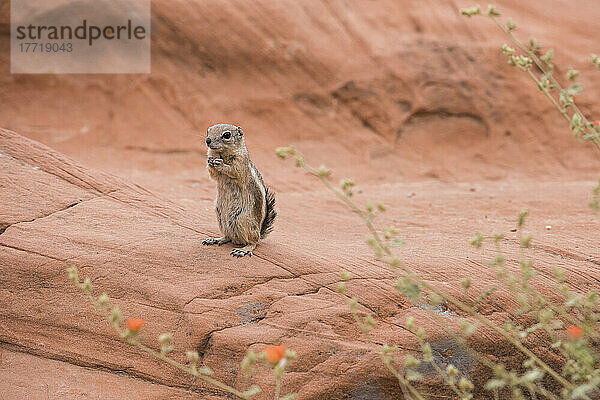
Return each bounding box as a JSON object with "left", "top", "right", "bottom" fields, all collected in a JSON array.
[{"left": 237, "top": 126, "right": 243, "bottom": 136}]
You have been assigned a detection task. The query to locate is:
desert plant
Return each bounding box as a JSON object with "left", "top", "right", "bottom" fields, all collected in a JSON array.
[
  {"left": 66, "top": 267, "right": 296, "bottom": 400},
  {"left": 461, "top": 5, "right": 599, "bottom": 149},
  {"left": 64, "top": 4, "right": 600, "bottom": 399},
  {"left": 590, "top": 177, "right": 600, "bottom": 212},
  {"left": 276, "top": 146, "right": 600, "bottom": 399},
  {"left": 461, "top": 4, "right": 600, "bottom": 212}
]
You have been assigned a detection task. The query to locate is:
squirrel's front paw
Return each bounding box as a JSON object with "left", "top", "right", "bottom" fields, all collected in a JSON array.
[
  {"left": 203, "top": 237, "right": 231, "bottom": 246},
  {"left": 207, "top": 158, "right": 223, "bottom": 168},
  {"left": 202, "top": 237, "right": 218, "bottom": 245}
]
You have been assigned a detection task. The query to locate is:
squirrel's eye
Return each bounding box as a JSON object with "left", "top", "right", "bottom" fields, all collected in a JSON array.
[{"left": 222, "top": 131, "right": 232, "bottom": 139}]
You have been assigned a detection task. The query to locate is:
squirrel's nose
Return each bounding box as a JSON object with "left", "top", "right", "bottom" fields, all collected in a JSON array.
[{"left": 206, "top": 137, "right": 211, "bottom": 145}]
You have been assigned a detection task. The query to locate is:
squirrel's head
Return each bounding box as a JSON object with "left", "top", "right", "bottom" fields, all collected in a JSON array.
[{"left": 205, "top": 123, "right": 244, "bottom": 154}]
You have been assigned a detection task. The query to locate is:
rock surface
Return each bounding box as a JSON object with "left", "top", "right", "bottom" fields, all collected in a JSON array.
[{"left": 1, "top": 0, "right": 600, "bottom": 399}]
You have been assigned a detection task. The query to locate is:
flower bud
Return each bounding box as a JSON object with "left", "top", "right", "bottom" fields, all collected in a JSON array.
[
  {"left": 501, "top": 44, "right": 515, "bottom": 56},
  {"left": 566, "top": 69, "right": 579, "bottom": 81},
  {"left": 110, "top": 307, "right": 121, "bottom": 324},
  {"left": 243, "top": 386, "right": 261, "bottom": 397},
  {"left": 284, "top": 349, "right": 297, "bottom": 360},
  {"left": 390, "top": 257, "right": 402, "bottom": 268},
  {"left": 506, "top": 19, "right": 516, "bottom": 31},
  {"left": 198, "top": 366, "right": 213, "bottom": 375},
  {"left": 365, "top": 314, "right": 376, "bottom": 327},
  {"left": 446, "top": 364, "right": 459, "bottom": 377},
  {"left": 186, "top": 350, "right": 199, "bottom": 365},
  {"left": 459, "top": 377, "right": 474, "bottom": 391},
  {"left": 461, "top": 277, "right": 472, "bottom": 291},
  {"left": 82, "top": 277, "right": 92, "bottom": 293},
  {"left": 486, "top": 5, "right": 500, "bottom": 17},
  {"left": 349, "top": 297, "right": 358, "bottom": 310},
  {"left": 340, "top": 270, "right": 351, "bottom": 281},
  {"left": 404, "top": 355, "right": 420, "bottom": 369},
  {"left": 422, "top": 343, "right": 432, "bottom": 362},
  {"left": 98, "top": 293, "right": 109, "bottom": 308},
  {"left": 67, "top": 267, "right": 79, "bottom": 284},
  {"left": 317, "top": 165, "right": 332, "bottom": 177},
  {"left": 460, "top": 6, "right": 481, "bottom": 17},
  {"left": 517, "top": 209, "right": 528, "bottom": 227},
  {"left": 159, "top": 333, "right": 173, "bottom": 354}
]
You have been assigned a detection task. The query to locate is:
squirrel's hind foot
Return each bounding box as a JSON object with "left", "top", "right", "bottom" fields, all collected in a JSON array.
[
  {"left": 202, "top": 237, "right": 231, "bottom": 246},
  {"left": 231, "top": 244, "right": 256, "bottom": 258}
]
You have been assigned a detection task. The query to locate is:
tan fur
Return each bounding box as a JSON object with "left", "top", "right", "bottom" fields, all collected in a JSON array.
[{"left": 202, "top": 123, "right": 275, "bottom": 257}]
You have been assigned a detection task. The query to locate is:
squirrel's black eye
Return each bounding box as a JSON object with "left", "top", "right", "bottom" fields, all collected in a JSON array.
[{"left": 222, "top": 131, "right": 232, "bottom": 139}]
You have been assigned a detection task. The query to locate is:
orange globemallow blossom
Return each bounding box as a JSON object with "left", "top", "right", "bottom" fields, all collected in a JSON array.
[
  {"left": 264, "top": 345, "right": 286, "bottom": 364},
  {"left": 126, "top": 318, "right": 145, "bottom": 332},
  {"left": 567, "top": 325, "right": 583, "bottom": 339},
  {"left": 595, "top": 120, "right": 600, "bottom": 127}
]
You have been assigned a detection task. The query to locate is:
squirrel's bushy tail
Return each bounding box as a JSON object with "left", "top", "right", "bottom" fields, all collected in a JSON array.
[{"left": 260, "top": 187, "right": 277, "bottom": 238}]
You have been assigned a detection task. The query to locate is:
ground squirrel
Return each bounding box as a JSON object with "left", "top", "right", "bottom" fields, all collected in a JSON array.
[{"left": 202, "top": 123, "right": 276, "bottom": 257}]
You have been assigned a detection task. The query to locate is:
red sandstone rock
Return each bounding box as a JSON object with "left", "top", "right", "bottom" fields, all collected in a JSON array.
[{"left": 1, "top": 0, "right": 600, "bottom": 398}]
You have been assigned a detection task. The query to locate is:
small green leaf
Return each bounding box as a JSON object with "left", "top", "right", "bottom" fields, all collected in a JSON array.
[
  {"left": 404, "top": 355, "right": 420, "bottom": 368},
  {"left": 566, "top": 84, "right": 583, "bottom": 95},
  {"left": 391, "top": 239, "right": 406, "bottom": 247},
  {"left": 566, "top": 69, "right": 579, "bottom": 81},
  {"left": 460, "top": 6, "right": 481, "bottom": 17},
  {"left": 520, "top": 235, "right": 532, "bottom": 248},
  {"left": 340, "top": 270, "right": 351, "bottom": 281},
  {"left": 470, "top": 232, "right": 484, "bottom": 248},
  {"left": 396, "top": 277, "right": 420, "bottom": 302},
  {"left": 486, "top": 5, "right": 500, "bottom": 17},
  {"left": 460, "top": 320, "right": 478, "bottom": 336},
  {"left": 506, "top": 19, "right": 516, "bottom": 31},
  {"left": 461, "top": 277, "right": 472, "bottom": 291},
  {"left": 485, "top": 379, "right": 506, "bottom": 390},
  {"left": 517, "top": 209, "right": 529, "bottom": 227},
  {"left": 405, "top": 369, "right": 423, "bottom": 381},
  {"left": 243, "top": 385, "right": 261, "bottom": 397},
  {"left": 540, "top": 49, "right": 554, "bottom": 64},
  {"left": 501, "top": 44, "right": 515, "bottom": 56},
  {"left": 521, "top": 369, "right": 544, "bottom": 383}
]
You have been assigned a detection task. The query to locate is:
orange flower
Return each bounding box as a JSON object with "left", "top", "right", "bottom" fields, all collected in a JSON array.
[
  {"left": 567, "top": 325, "right": 583, "bottom": 339},
  {"left": 264, "top": 345, "right": 286, "bottom": 364},
  {"left": 595, "top": 120, "right": 600, "bottom": 127},
  {"left": 126, "top": 318, "right": 145, "bottom": 332}
]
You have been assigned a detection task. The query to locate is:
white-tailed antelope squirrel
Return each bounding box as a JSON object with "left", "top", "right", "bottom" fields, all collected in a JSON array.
[{"left": 202, "top": 124, "right": 276, "bottom": 257}]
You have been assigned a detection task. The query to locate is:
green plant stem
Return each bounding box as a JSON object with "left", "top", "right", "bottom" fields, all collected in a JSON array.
[
  {"left": 274, "top": 375, "right": 281, "bottom": 400},
  {"left": 83, "top": 291, "right": 254, "bottom": 400},
  {"left": 414, "top": 335, "right": 464, "bottom": 398},
  {"left": 343, "top": 296, "right": 427, "bottom": 400},
  {"left": 296, "top": 157, "right": 589, "bottom": 399},
  {"left": 387, "top": 247, "right": 587, "bottom": 398},
  {"left": 133, "top": 340, "right": 252, "bottom": 399},
  {"left": 440, "top": 312, "right": 560, "bottom": 400},
  {"left": 504, "top": 229, "right": 600, "bottom": 340},
  {"left": 525, "top": 69, "right": 572, "bottom": 124},
  {"left": 488, "top": 15, "right": 600, "bottom": 151}
]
